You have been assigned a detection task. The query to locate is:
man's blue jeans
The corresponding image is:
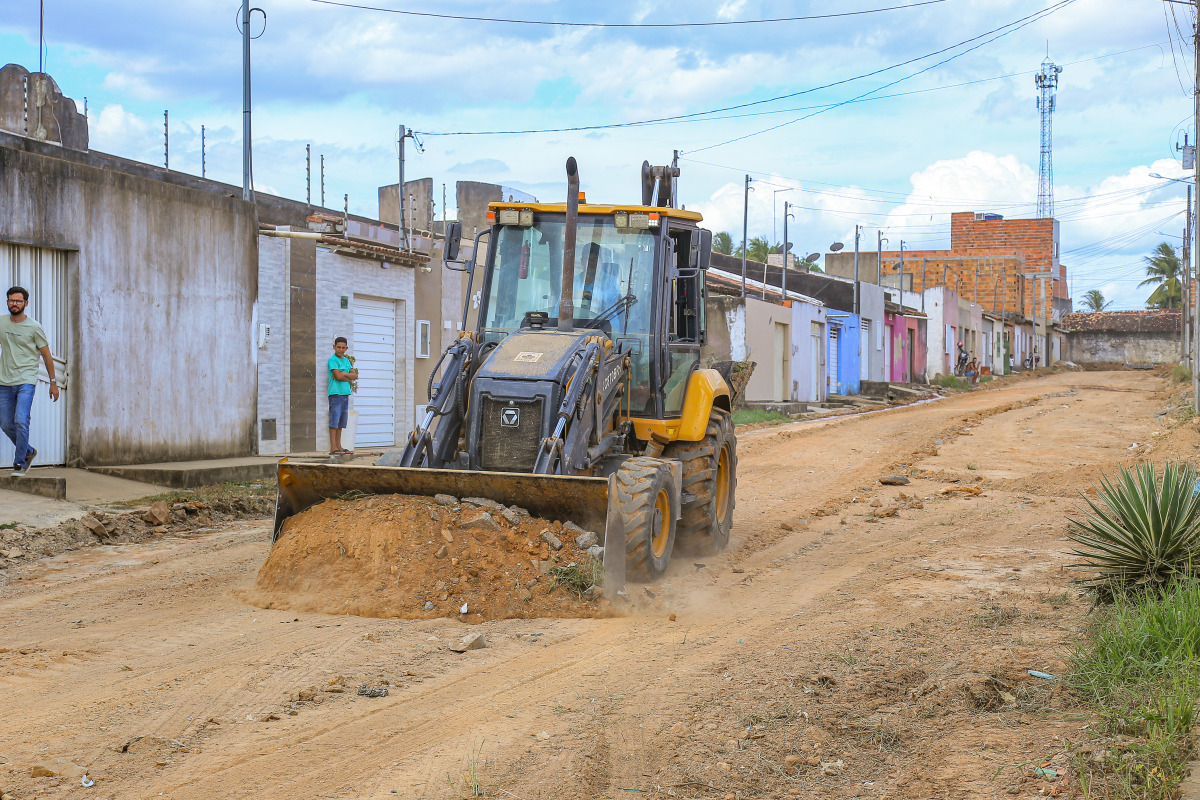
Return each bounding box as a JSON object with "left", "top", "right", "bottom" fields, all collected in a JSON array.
[{"left": 0, "top": 384, "right": 35, "bottom": 468}]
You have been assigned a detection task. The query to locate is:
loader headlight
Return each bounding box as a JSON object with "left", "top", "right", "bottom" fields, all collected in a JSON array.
[{"left": 498, "top": 208, "right": 520, "bottom": 225}]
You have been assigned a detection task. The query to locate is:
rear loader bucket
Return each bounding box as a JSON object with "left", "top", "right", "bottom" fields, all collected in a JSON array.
[{"left": 272, "top": 460, "right": 626, "bottom": 593}]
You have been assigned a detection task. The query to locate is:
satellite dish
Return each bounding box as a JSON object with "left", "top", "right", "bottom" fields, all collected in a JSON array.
[
  {"left": 829, "top": 242, "right": 845, "bottom": 252},
  {"left": 804, "top": 253, "right": 820, "bottom": 263}
]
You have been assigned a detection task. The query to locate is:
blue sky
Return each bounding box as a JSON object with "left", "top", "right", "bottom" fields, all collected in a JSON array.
[{"left": 1, "top": 0, "right": 1194, "bottom": 309}]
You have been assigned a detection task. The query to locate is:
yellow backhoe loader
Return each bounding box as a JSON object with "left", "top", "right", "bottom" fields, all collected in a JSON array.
[{"left": 272, "top": 158, "right": 737, "bottom": 592}]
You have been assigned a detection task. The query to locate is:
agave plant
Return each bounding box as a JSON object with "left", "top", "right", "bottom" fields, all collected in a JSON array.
[{"left": 1068, "top": 462, "right": 1200, "bottom": 591}]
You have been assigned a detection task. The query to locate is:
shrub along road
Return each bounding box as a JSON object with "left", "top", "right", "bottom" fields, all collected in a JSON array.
[{"left": 0, "top": 370, "right": 1187, "bottom": 800}]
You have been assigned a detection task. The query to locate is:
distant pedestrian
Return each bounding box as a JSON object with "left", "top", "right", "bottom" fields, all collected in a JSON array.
[
  {"left": 0, "top": 286, "right": 59, "bottom": 476},
  {"left": 327, "top": 336, "right": 357, "bottom": 455}
]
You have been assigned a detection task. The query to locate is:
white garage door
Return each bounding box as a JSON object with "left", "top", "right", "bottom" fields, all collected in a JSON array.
[
  {"left": 352, "top": 296, "right": 398, "bottom": 447},
  {"left": 1, "top": 244, "right": 68, "bottom": 466}
]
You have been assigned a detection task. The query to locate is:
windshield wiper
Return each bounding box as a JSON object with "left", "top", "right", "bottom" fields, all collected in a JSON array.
[{"left": 583, "top": 293, "right": 637, "bottom": 330}]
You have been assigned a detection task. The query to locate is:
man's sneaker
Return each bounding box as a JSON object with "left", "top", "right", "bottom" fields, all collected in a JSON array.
[
  {"left": 11, "top": 464, "right": 28, "bottom": 477},
  {"left": 23, "top": 448, "right": 36, "bottom": 471}
]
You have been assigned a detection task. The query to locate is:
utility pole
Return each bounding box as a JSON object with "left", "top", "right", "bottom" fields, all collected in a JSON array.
[
  {"left": 1190, "top": 12, "right": 1200, "bottom": 410},
  {"left": 853, "top": 225, "right": 861, "bottom": 315},
  {"left": 306, "top": 144, "right": 311, "bottom": 205},
  {"left": 1194, "top": 10, "right": 1200, "bottom": 407},
  {"left": 241, "top": 0, "right": 252, "bottom": 201},
  {"left": 320, "top": 154, "right": 325, "bottom": 207},
  {"left": 163, "top": 110, "right": 169, "bottom": 170},
  {"left": 899, "top": 240, "right": 906, "bottom": 310},
  {"left": 399, "top": 125, "right": 409, "bottom": 248},
  {"left": 781, "top": 201, "right": 793, "bottom": 301},
  {"left": 1185, "top": 183, "right": 1192, "bottom": 363},
  {"left": 201, "top": 125, "right": 206, "bottom": 178},
  {"left": 741, "top": 175, "right": 750, "bottom": 298}
]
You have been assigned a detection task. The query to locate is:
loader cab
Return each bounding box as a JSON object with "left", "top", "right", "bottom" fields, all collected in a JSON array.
[{"left": 476, "top": 203, "right": 710, "bottom": 422}]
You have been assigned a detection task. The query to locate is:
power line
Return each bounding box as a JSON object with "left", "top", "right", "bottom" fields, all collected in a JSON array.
[
  {"left": 686, "top": 0, "right": 1078, "bottom": 153},
  {"left": 309, "top": 0, "right": 948, "bottom": 28},
  {"left": 416, "top": 1, "right": 1074, "bottom": 137}
]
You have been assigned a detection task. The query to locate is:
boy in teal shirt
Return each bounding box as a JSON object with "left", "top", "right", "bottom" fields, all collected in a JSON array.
[{"left": 327, "top": 337, "right": 357, "bottom": 455}]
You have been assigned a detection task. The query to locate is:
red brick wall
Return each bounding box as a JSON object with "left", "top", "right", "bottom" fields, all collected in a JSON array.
[{"left": 876, "top": 212, "right": 1066, "bottom": 321}]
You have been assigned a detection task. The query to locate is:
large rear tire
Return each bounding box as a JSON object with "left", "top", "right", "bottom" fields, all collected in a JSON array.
[
  {"left": 617, "top": 456, "right": 678, "bottom": 581},
  {"left": 665, "top": 410, "right": 737, "bottom": 556}
]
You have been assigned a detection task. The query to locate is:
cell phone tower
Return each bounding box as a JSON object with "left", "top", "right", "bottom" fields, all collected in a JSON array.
[{"left": 1035, "top": 55, "right": 1063, "bottom": 219}]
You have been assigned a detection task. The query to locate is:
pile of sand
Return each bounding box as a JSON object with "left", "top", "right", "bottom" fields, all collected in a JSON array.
[{"left": 244, "top": 494, "right": 609, "bottom": 622}]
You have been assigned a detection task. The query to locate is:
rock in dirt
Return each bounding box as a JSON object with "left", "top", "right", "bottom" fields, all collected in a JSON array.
[
  {"left": 434, "top": 545, "right": 448, "bottom": 559},
  {"left": 563, "top": 521, "right": 592, "bottom": 540},
  {"left": 540, "top": 529, "right": 564, "bottom": 551},
  {"left": 574, "top": 530, "right": 598, "bottom": 549},
  {"left": 357, "top": 685, "right": 389, "bottom": 698},
  {"left": 820, "top": 759, "right": 845, "bottom": 776},
  {"left": 880, "top": 475, "right": 910, "bottom": 486},
  {"left": 449, "top": 632, "right": 487, "bottom": 652},
  {"left": 80, "top": 516, "right": 107, "bottom": 536},
  {"left": 30, "top": 758, "right": 86, "bottom": 779},
  {"left": 434, "top": 494, "right": 458, "bottom": 506},
  {"left": 423, "top": 601, "right": 434, "bottom": 611},
  {"left": 459, "top": 510, "right": 500, "bottom": 531},
  {"left": 501, "top": 507, "right": 529, "bottom": 526},
  {"left": 783, "top": 754, "right": 802, "bottom": 768},
  {"left": 462, "top": 497, "right": 504, "bottom": 511},
  {"left": 4, "top": 547, "right": 23, "bottom": 559},
  {"left": 142, "top": 500, "right": 170, "bottom": 526}
]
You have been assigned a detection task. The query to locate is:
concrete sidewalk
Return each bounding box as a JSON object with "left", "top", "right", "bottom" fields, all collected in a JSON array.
[{"left": 0, "top": 448, "right": 388, "bottom": 510}]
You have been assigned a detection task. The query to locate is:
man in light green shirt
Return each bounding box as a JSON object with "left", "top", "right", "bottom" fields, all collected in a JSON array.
[{"left": 1, "top": 286, "right": 59, "bottom": 476}]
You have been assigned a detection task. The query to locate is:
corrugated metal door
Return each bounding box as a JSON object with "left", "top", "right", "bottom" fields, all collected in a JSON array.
[
  {"left": 827, "top": 326, "right": 839, "bottom": 392},
  {"left": 1, "top": 244, "right": 68, "bottom": 465},
  {"left": 352, "top": 296, "right": 397, "bottom": 447}
]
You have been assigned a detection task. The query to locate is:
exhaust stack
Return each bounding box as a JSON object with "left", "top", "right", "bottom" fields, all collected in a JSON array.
[{"left": 559, "top": 157, "right": 580, "bottom": 332}]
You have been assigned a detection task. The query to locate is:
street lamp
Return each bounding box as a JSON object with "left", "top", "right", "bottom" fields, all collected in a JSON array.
[{"left": 1150, "top": 172, "right": 1195, "bottom": 184}]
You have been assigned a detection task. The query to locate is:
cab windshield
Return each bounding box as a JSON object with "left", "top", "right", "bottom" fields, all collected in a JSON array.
[{"left": 482, "top": 217, "right": 657, "bottom": 340}]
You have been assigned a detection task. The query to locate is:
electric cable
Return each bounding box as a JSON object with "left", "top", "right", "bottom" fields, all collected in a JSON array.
[
  {"left": 416, "top": 1, "right": 1074, "bottom": 137},
  {"left": 686, "top": 0, "right": 1077, "bottom": 154},
  {"left": 308, "top": 0, "right": 948, "bottom": 28}
]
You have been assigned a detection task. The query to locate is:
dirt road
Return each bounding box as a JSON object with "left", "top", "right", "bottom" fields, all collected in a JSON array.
[{"left": 1, "top": 370, "right": 1185, "bottom": 800}]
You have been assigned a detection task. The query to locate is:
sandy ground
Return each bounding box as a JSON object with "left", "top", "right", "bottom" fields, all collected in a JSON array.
[{"left": 0, "top": 370, "right": 1189, "bottom": 800}]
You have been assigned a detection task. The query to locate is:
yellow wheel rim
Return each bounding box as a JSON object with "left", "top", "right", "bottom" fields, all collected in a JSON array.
[
  {"left": 651, "top": 488, "right": 671, "bottom": 559},
  {"left": 715, "top": 446, "right": 731, "bottom": 522}
]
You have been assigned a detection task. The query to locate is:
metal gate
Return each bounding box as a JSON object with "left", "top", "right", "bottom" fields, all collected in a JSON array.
[
  {"left": 827, "top": 326, "right": 840, "bottom": 392},
  {"left": 0, "top": 244, "right": 68, "bottom": 466},
  {"left": 352, "top": 296, "right": 398, "bottom": 447}
]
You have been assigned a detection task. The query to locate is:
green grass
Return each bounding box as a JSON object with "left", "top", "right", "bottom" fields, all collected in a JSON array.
[
  {"left": 932, "top": 374, "right": 972, "bottom": 390},
  {"left": 1171, "top": 364, "right": 1192, "bottom": 384},
  {"left": 548, "top": 556, "right": 604, "bottom": 597},
  {"left": 105, "top": 480, "right": 276, "bottom": 509},
  {"left": 732, "top": 408, "right": 793, "bottom": 427},
  {"left": 1067, "top": 580, "right": 1200, "bottom": 799}
]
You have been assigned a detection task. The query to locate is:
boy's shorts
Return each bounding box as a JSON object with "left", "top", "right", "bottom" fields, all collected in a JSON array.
[{"left": 329, "top": 394, "right": 349, "bottom": 428}]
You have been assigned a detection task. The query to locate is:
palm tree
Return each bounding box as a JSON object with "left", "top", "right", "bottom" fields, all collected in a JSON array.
[
  {"left": 747, "top": 236, "right": 772, "bottom": 263},
  {"left": 712, "top": 231, "right": 733, "bottom": 255},
  {"left": 1140, "top": 242, "right": 1183, "bottom": 309},
  {"left": 1081, "top": 289, "right": 1111, "bottom": 312}
]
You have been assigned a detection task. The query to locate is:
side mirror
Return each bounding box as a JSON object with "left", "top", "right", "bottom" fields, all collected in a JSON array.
[
  {"left": 697, "top": 229, "right": 712, "bottom": 272},
  {"left": 443, "top": 221, "right": 462, "bottom": 263}
]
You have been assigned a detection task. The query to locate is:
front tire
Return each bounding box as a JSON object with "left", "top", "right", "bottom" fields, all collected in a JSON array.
[
  {"left": 617, "top": 457, "right": 678, "bottom": 581},
  {"left": 665, "top": 410, "right": 737, "bottom": 555}
]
